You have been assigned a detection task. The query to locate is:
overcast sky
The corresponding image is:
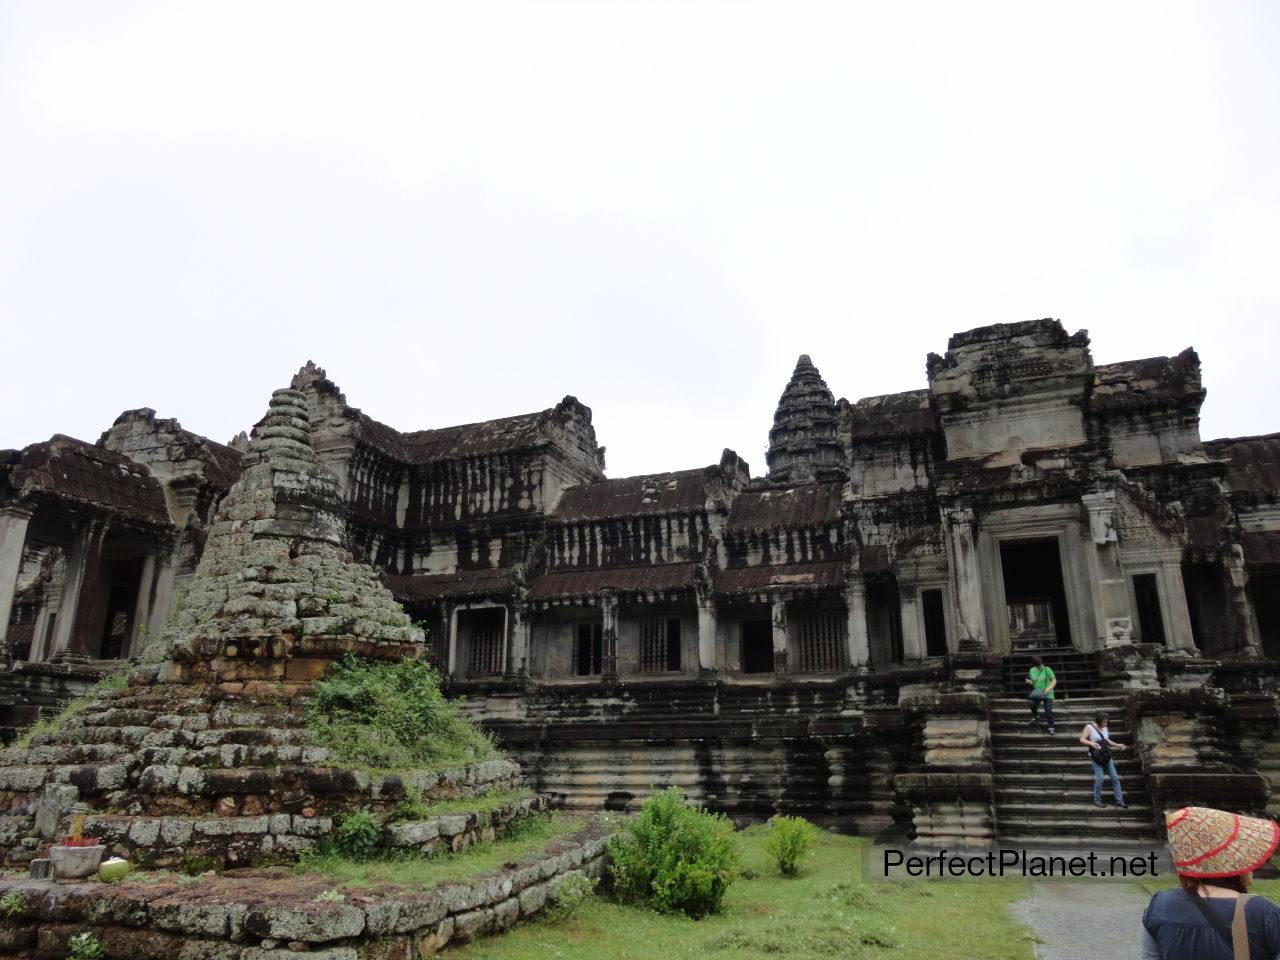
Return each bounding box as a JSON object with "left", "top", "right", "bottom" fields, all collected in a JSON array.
[{"left": 2, "top": 2, "right": 1277, "bottom": 477}]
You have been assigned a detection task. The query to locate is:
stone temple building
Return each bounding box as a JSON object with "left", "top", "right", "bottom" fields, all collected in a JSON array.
[{"left": 3, "top": 318, "right": 1280, "bottom": 844}]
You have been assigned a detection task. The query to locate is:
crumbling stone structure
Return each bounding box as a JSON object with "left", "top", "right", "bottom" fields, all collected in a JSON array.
[
  {"left": 0, "top": 382, "right": 594, "bottom": 958},
  {"left": 3, "top": 319, "right": 1280, "bottom": 846}
]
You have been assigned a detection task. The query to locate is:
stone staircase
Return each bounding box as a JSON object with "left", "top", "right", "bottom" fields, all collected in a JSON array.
[
  {"left": 1002, "top": 648, "right": 1104, "bottom": 699},
  {"left": 991, "top": 694, "right": 1160, "bottom": 847}
]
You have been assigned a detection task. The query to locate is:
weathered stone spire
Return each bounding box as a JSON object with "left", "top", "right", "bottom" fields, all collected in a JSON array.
[
  {"left": 766, "top": 354, "right": 848, "bottom": 485},
  {"left": 155, "top": 383, "right": 423, "bottom": 678}
]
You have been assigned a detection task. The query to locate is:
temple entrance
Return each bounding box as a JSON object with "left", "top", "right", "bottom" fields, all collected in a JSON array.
[
  {"left": 739, "top": 620, "right": 773, "bottom": 674},
  {"left": 1252, "top": 573, "right": 1280, "bottom": 660},
  {"left": 866, "top": 578, "right": 903, "bottom": 665},
  {"left": 1183, "top": 562, "right": 1233, "bottom": 655},
  {"left": 999, "top": 537, "right": 1071, "bottom": 648},
  {"left": 98, "top": 556, "right": 144, "bottom": 660}
]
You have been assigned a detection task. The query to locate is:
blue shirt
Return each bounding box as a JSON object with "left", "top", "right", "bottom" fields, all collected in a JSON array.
[{"left": 1142, "top": 889, "right": 1280, "bottom": 960}]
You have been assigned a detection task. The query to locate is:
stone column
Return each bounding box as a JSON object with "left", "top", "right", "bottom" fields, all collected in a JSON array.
[
  {"left": 601, "top": 592, "right": 619, "bottom": 680},
  {"left": 945, "top": 507, "right": 987, "bottom": 651},
  {"left": 144, "top": 540, "right": 181, "bottom": 644},
  {"left": 0, "top": 506, "right": 34, "bottom": 655},
  {"left": 1159, "top": 556, "right": 1197, "bottom": 652},
  {"left": 1082, "top": 492, "right": 1135, "bottom": 648},
  {"left": 844, "top": 579, "right": 870, "bottom": 669},
  {"left": 505, "top": 603, "right": 531, "bottom": 679},
  {"left": 771, "top": 594, "right": 789, "bottom": 676},
  {"left": 49, "top": 519, "right": 108, "bottom": 662},
  {"left": 696, "top": 596, "right": 717, "bottom": 674},
  {"left": 443, "top": 603, "right": 459, "bottom": 677},
  {"left": 1225, "top": 546, "right": 1263, "bottom": 658},
  {"left": 900, "top": 590, "right": 925, "bottom": 661},
  {"left": 124, "top": 547, "right": 158, "bottom": 659}
]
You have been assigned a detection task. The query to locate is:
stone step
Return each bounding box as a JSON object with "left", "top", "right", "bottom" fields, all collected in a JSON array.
[
  {"left": 994, "top": 765, "right": 1144, "bottom": 782},
  {"left": 994, "top": 771, "right": 1147, "bottom": 787},
  {"left": 993, "top": 744, "right": 1141, "bottom": 760},
  {"left": 998, "top": 815, "right": 1157, "bottom": 837},
  {"left": 996, "top": 790, "right": 1151, "bottom": 808},
  {"left": 997, "top": 832, "right": 1162, "bottom": 849},
  {"left": 990, "top": 725, "right": 1132, "bottom": 737},
  {"left": 0, "top": 814, "right": 611, "bottom": 957},
  {"left": 384, "top": 793, "right": 551, "bottom": 857},
  {"left": 996, "top": 800, "right": 1154, "bottom": 821}
]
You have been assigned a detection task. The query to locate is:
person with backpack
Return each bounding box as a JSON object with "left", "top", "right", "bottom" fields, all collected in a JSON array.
[
  {"left": 1079, "top": 710, "right": 1128, "bottom": 808},
  {"left": 1142, "top": 806, "right": 1280, "bottom": 959},
  {"left": 1025, "top": 655, "right": 1057, "bottom": 734}
]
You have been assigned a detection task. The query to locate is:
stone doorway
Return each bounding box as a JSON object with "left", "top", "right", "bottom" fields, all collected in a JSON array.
[
  {"left": 999, "top": 537, "right": 1071, "bottom": 648},
  {"left": 1249, "top": 572, "right": 1280, "bottom": 660},
  {"left": 739, "top": 620, "right": 773, "bottom": 674}
]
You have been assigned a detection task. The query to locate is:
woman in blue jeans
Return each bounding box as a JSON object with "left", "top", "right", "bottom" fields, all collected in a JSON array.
[{"left": 1078, "top": 711, "right": 1128, "bottom": 808}]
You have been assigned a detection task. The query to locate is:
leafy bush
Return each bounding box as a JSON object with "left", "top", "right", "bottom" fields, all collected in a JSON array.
[
  {"left": 764, "top": 815, "right": 818, "bottom": 876},
  {"left": 306, "top": 654, "right": 496, "bottom": 770},
  {"left": 67, "top": 932, "right": 106, "bottom": 960},
  {"left": 0, "top": 891, "right": 26, "bottom": 917},
  {"left": 335, "top": 810, "right": 382, "bottom": 861},
  {"left": 606, "top": 786, "right": 739, "bottom": 919},
  {"left": 543, "top": 871, "right": 597, "bottom": 923}
]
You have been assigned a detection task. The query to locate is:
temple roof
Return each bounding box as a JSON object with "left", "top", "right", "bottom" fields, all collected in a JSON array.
[
  {"left": 845, "top": 389, "right": 937, "bottom": 442},
  {"left": 3, "top": 435, "right": 172, "bottom": 527},
  {"left": 529, "top": 562, "right": 698, "bottom": 599},
  {"left": 552, "top": 469, "right": 711, "bottom": 522},
  {"left": 726, "top": 481, "right": 842, "bottom": 529},
  {"left": 1204, "top": 434, "right": 1280, "bottom": 501},
  {"left": 714, "top": 559, "right": 846, "bottom": 594},
  {"left": 384, "top": 567, "right": 518, "bottom": 601},
  {"left": 1090, "top": 349, "right": 1203, "bottom": 413}
]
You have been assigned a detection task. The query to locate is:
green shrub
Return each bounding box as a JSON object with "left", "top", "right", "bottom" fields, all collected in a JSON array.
[
  {"left": 0, "top": 891, "right": 26, "bottom": 917},
  {"left": 67, "top": 932, "right": 106, "bottom": 960},
  {"left": 606, "top": 786, "right": 739, "bottom": 919},
  {"left": 543, "top": 872, "right": 597, "bottom": 923},
  {"left": 764, "top": 815, "right": 818, "bottom": 876},
  {"left": 335, "top": 811, "right": 382, "bottom": 861},
  {"left": 306, "top": 654, "right": 496, "bottom": 770}
]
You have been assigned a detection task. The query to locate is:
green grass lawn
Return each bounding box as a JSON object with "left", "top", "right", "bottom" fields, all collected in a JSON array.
[{"left": 455, "top": 826, "right": 1037, "bottom": 960}]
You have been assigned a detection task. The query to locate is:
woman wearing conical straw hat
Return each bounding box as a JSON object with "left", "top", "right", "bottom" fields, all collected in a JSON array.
[{"left": 1142, "top": 807, "right": 1280, "bottom": 959}]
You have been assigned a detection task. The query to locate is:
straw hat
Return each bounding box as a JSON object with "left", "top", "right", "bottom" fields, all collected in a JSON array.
[{"left": 1166, "top": 807, "right": 1280, "bottom": 878}]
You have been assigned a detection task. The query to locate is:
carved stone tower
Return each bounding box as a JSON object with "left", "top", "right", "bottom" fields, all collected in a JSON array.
[{"left": 766, "top": 355, "right": 848, "bottom": 484}]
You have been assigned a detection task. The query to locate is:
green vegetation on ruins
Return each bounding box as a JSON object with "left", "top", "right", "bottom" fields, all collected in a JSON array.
[
  {"left": 15, "top": 672, "right": 128, "bottom": 748},
  {"left": 305, "top": 654, "right": 497, "bottom": 771},
  {"left": 456, "top": 828, "right": 1036, "bottom": 960},
  {"left": 390, "top": 785, "right": 534, "bottom": 823},
  {"left": 297, "top": 811, "right": 589, "bottom": 890}
]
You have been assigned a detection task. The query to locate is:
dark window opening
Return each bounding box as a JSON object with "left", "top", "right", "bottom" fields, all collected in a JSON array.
[
  {"left": 1183, "top": 562, "right": 1233, "bottom": 655},
  {"left": 740, "top": 619, "right": 774, "bottom": 673},
  {"left": 1252, "top": 574, "right": 1280, "bottom": 661},
  {"left": 1000, "top": 538, "right": 1071, "bottom": 648},
  {"left": 795, "top": 609, "right": 842, "bottom": 672},
  {"left": 867, "top": 578, "right": 903, "bottom": 665},
  {"left": 640, "top": 618, "right": 681, "bottom": 673},
  {"left": 464, "top": 608, "right": 506, "bottom": 676},
  {"left": 98, "top": 556, "right": 144, "bottom": 660},
  {"left": 1132, "top": 574, "right": 1166, "bottom": 646},
  {"left": 575, "top": 622, "right": 604, "bottom": 676},
  {"left": 921, "top": 589, "right": 948, "bottom": 657}
]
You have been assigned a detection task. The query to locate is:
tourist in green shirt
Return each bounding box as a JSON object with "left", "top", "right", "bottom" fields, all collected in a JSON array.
[{"left": 1026, "top": 655, "right": 1056, "bottom": 733}]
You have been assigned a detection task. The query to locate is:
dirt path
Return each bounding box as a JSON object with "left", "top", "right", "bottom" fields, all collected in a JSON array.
[{"left": 1013, "top": 881, "right": 1152, "bottom": 960}]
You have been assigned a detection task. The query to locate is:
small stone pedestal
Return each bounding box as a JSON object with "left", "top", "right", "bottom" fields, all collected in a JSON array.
[
  {"left": 1130, "top": 688, "right": 1270, "bottom": 825},
  {"left": 1097, "top": 643, "right": 1160, "bottom": 690},
  {"left": 894, "top": 693, "right": 995, "bottom": 847}
]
